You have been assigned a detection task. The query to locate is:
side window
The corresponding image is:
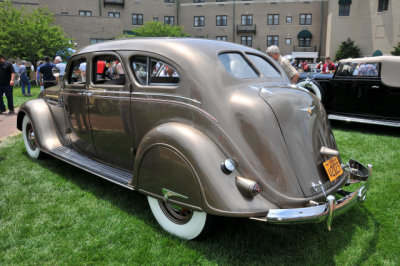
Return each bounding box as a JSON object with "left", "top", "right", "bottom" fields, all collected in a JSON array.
[
  {"left": 218, "top": 52, "right": 258, "bottom": 79},
  {"left": 131, "top": 56, "right": 180, "bottom": 86},
  {"left": 336, "top": 62, "right": 357, "bottom": 77},
  {"left": 149, "top": 59, "right": 180, "bottom": 85},
  {"left": 93, "top": 55, "right": 125, "bottom": 85},
  {"left": 246, "top": 54, "right": 281, "bottom": 78},
  {"left": 67, "top": 58, "right": 86, "bottom": 84},
  {"left": 353, "top": 63, "right": 379, "bottom": 77}
]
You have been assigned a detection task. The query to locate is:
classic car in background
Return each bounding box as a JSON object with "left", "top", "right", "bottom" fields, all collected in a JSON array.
[
  {"left": 18, "top": 39, "right": 371, "bottom": 240},
  {"left": 298, "top": 56, "right": 400, "bottom": 127}
]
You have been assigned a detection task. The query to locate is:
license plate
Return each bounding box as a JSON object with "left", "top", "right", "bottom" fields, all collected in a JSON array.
[{"left": 323, "top": 156, "right": 343, "bottom": 181}]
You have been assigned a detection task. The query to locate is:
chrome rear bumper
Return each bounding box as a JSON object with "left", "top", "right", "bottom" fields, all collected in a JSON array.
[{"left": 252, "top": 160, "right": 372, "bottom": 231}]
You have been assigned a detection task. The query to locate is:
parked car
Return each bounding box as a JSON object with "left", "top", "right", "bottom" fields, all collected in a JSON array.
[
  {"left": 17, "top": 39, "right": 371, "bottom": 240},
  {"left": 297, "top": 56, "right": 400, "bottom": 127}
]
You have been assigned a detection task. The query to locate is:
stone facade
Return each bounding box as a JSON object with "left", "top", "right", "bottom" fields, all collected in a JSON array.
[{"left": 8, "top": 0, "right": 400, "bottom": 60}]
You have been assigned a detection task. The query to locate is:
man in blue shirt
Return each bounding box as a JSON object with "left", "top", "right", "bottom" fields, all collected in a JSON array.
[
  {"left": 18, "top": 61, "right": 32, "bottom": 96},
  {"left": 39, "top": 56, "right": 56, "bottom": 89}
]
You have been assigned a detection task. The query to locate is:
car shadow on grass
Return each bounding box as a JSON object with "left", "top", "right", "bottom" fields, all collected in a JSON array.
[{"left": 26, "top": 152, "right": 380, "bottom": 265}]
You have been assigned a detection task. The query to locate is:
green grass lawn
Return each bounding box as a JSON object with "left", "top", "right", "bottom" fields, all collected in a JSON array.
[
  {"left": 12, "top": 85, "right": 41, "bottom": 108},
  {"left": 0, "top": 124, "right": 399, "bottom": 265}
]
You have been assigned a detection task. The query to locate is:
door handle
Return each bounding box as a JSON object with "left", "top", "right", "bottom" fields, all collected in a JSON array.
[{"left": 371, "top": 85, "right": 380, "bottom": 89}]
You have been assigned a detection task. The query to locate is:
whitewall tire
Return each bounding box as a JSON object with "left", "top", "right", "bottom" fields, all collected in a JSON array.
[
  {"left": 297, "top": 80, "right": 323, "bottom": 101},
  {"left": 22, "top": 115, "right": 42, "bottom": 159},
  {"left": 147, "top": 196, "right": 207, "bottom": 240}
]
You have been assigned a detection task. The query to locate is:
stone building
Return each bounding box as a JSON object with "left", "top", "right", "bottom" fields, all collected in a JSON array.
[{"left": 7, "top": 0, "right": 400, "bottom": 61}]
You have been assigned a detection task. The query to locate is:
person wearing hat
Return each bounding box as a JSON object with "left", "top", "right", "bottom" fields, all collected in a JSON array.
[
  {"left": 18, "top": 60, "right": 32, "bottom": 97},
  {"left": 266, "top": 45, "right": 299, "bottom": 84},
  {"left": 0, "top": 54, "right": 15, "bottom": 115},
  {"left": 39, "top": 56, "right": 56, "bottom": 89}
]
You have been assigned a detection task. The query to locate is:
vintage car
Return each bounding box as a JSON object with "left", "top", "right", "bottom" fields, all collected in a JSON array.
[
  {"left": 297, "top": 56, "right": 400, "bottom": 127},
  {"left": 17, "top": 39, "right": 371, "bottom": 240}
]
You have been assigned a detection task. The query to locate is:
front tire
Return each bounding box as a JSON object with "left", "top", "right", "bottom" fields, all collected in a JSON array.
[
  {"left": 147, "top": 196, "right": 207, "bottom": 240},
  {"left": 22, "top": 115, "right": 43, "bottom": 159}
]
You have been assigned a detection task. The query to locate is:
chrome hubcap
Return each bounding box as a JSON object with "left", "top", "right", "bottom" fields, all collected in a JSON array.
[
  {"left": 26, "top": 122, "right": 36, "bottom": 150},
  {"left": 159, "top": 200, "right": 193, "bottom": 225}
]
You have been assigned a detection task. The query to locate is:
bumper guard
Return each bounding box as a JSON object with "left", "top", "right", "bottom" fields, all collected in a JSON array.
[{"left": 252, "top": 160, "right": 372, "bottom": 231}]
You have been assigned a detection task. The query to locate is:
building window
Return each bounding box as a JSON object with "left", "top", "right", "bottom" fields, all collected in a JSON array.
[
  {"left": 79, "top": 10, "right": 92, "bottom": 16},
  {"left": 300, "top": 14, "right": 312, "bottom": 25},
  {"left": 299, "top": 37, "right": 311, "bottom": 47},
  {"left": 108, "top": 12, "right": 120, "bottom": 18},
  {"left": 217, "top": 36, "right": 227, "bottom": 41},
  {"left": 164, "top": 0, "right": 174, "bottom": 2},
  {"left": 153, "top": 17, "right": 159, "bottom": 22},
  {"left": 285, "top": 38, "right": 291, "bottom": 45},
  {"left": 267, "top": 14, "right": 279, "bottom": 25},
  {"left": 216, "top": 15, "right": 227, "bottom": 26},
  {"left": 164, "top": 16, "right": 175, "bottom": 26},
  {"left": 216, "top": 0, "right": 227, "bottom": 2},
  {"left": 286, "top": 16, "right": 292, "bottom": 23},
  {"left": 339, "top": 4, "right": 350, "bottom": 16},
  {"left": 132, "top": 14, "right": 143, "bottom": 25},
  {"left": 194, "top": 0, "right": 205, "bottom": 2},
  {"left": 241, "top": 36, "right": 252, "bottom": 46},
  {"left": 378, "top": 0, "right": 389, "bottom": 12},
  {"left": 194, "top": 16, "right": 205, "bottom": 27},
  {"left": 61, "top": 11, "right": 68, "bottom": 16},
  {"left": 241, "top": 15, "right": 253, "bottom": 25},
  {"left": 267, "top": 35, "right": 279, "bottom": 46}
]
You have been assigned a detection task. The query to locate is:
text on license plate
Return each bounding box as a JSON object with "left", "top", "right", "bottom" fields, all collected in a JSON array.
[{"left": 323, "top": 156, "right": 343, "bottom": 181}]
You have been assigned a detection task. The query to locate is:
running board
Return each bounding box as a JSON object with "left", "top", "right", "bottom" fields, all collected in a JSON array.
[
  {"left": 49, "top": 146, "right": 134, "bottom": 190},
  {"left": 328, "top": 114, "right": 400, "bottom": 128}
]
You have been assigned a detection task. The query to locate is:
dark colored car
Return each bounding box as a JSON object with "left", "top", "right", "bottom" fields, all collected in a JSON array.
[
  {"left": 298, "top": 56, "right": 400, "bottom": 127},
  {"left": 17, "top": 39, "right": 371, "bottom": 240}
]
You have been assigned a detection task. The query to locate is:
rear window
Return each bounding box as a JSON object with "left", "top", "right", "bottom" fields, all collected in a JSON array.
[
  {"left": 246, "top": 54, "right": 281, "bottom": 78},
  {"left": 218, "top": 53, "right": 258, "bottom": 79}
]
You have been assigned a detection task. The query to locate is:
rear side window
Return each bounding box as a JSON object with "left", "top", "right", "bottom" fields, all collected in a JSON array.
[
  {"left": 246, "top": 54, "right": 281, "bottom": 78},
  {"left": 67, "top": 58, "right": 86, "bottom": 84},
  {"left": 131, "top": 57, "right": 180, "bottom": 86},
  {"left": 218, "top": 53, "right": 258, "bottom": 79}
]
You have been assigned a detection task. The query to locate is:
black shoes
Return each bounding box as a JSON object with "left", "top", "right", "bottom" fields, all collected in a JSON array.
[{"left": 8, "top": 110, "right": 15, "bottom": 115}]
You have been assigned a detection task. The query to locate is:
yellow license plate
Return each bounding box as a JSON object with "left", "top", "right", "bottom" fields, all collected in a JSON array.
[{"left": 323, "top": 156, "right": 343, "bottom": 181}]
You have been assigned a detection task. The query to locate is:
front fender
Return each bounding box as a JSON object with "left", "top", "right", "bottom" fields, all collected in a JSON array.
[
  {"left": 17, "top": 99, "right": 62, "bottom": 152},
  {"left": 134, "top": 122, "right": 276, "bottom": 217}
]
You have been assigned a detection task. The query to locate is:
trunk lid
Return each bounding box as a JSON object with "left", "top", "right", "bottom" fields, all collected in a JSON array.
[{"left": 259, "top": 86, "right": 343, "bottom": 197}]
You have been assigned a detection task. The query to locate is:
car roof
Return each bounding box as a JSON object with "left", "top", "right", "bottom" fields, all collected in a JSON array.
[
  {"left": 340, "top": 56, "right": 400, "bottom": 88},
  {"left": 77, "top": 38, "right": 257, "bottom": 57}
]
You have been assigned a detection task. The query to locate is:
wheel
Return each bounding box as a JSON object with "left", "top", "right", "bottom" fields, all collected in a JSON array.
[
  {"left": 22, "top": 115, "right": 43, "bottom": 159},
  {"left": 95, "top": 99, "right": 112, "bottom": 114},
  {"left": 147, "top": 196, "right": 208, "bottom": 240},
  {"left": 297, "top": 80, "right": 324, "bottom": 102}
]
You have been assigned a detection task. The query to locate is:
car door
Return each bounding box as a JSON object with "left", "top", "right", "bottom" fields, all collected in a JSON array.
[
  {"left": 87, "top": 52, "right": 134, "bottom": 171},
  {"left": 62, "top": 55, "right": 97, "bottom": 155}
]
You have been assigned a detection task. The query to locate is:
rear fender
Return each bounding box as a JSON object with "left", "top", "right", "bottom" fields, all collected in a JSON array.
[
  {"left": 134, "top": 122, "right": 276, "bottom": 217},
  {"left": 17, "top": 99, "right": 63, "bottom": 152}
]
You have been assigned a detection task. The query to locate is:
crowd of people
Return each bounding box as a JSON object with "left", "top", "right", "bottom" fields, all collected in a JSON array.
[{"left": 0, "top": 54, "right": 66, "bottom": 115}]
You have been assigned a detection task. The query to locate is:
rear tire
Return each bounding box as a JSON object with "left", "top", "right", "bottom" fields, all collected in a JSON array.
[
  {"left": 147, "top": 196, "right": 208, "bottom": 240},
  {"left": 22, "top": 115, "right": 43, "bottom": 159}
]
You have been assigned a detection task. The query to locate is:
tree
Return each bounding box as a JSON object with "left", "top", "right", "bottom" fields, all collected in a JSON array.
[
  {"left": 391, "top": 42, "right": 400, "bottom": 56},
  {"left": 0, "top": 0, "right": 73, "bottom": 70},
  {"left": 118, "top": 21, "right": 190, "bottom": 38},
  {"left": 334, "top": 38, "right": 361, "bottom": 61}
]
